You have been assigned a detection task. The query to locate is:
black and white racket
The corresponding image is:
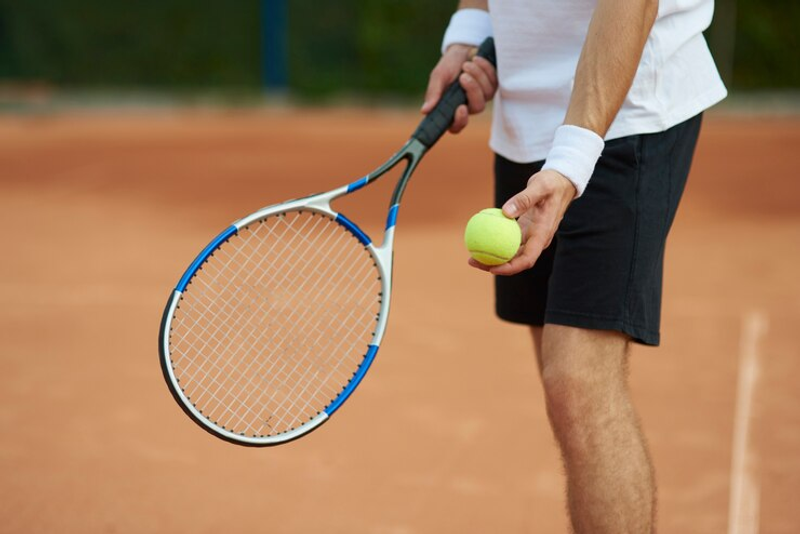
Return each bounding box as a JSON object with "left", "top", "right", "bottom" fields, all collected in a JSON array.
[{"left": 159, "top": 38, "right": 496, "bottom": 446}]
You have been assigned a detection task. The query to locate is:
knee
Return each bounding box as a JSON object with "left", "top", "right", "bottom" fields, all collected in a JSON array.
[
  {"left": 538, "top": 325, "right": 629, "bottom": 441},
  {"left": 540, "top": 359, "right": 627, "bottom": 452},
  {"left": 540, "top": 366, "right": 597, "bottom": 442}
]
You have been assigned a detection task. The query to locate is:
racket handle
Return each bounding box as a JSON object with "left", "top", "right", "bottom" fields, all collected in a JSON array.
[{"left": 412, "top": 37, "right": 497, "bottom": 149}]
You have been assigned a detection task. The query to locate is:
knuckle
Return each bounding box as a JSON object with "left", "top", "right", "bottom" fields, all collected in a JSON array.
[
  {"left": 514, "top": 192, "right": 533, "bottom": 210},
  {"left": 538, "top": 175, "right": 556, "bottom": 190},
  {"left": 528, "top": 176, "right": 553, "bottom": 195}
]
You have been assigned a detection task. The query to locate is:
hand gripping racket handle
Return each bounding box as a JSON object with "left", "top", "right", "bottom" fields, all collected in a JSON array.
[{"left": 412, "top": 37, "right": 497, "bottom": 149}]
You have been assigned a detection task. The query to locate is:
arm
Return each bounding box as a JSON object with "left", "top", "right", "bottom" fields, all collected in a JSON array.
[
  {"left": 421, "top": 0, "right": 496, "bottom": 133},
  {"left": 565, "top": 0, "right": 659, "bottom": 135},
  {"left": 485, "top": 0, "right": 659, "bottom": 276},
  {"left": 452, "top": 0, "right": 488, "bottom": 9}
]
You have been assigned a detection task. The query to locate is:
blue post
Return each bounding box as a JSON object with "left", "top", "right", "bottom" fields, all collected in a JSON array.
[{"left": 261, "top": 0, "right": 288, "bottom": 92}]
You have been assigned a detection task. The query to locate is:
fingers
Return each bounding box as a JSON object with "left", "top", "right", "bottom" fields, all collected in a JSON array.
[
  {"left": 421, "top": 45, "right": 473, "bottom": 114},
  {"left": 489, "top": 224, "right": 550, "bottom": 276},
  {"left": 501, "top": 179, "right": 548, "bottom": 219},
  {"left": 421, "top": 67, "right": 450, "bottom": 114},
  {"left": 449, "top": 104, "right": 469, "bottom": 133},
  {"left": 423, "top": 50, "right": 497, "bottom": 116},
  {"left": 472, "top": 57, "right": 498, "bottom": 90},
  {"left": 469, "top": 170, "right": 577, "bottom": 276},
  {"left": 458, "top": 72, "right": 487, "bottom": 114},
  {"left": 463, "top": 59, "right": 497, "bottom": 105},
  {"left": 468, "top": 221, "right": 549, "bottom": 276},
  {"left": 459, "top": 57, "right": 498, "bottom": 114},
  {"left": 467, "top": 258, "right": 493, "bottom": 272}
]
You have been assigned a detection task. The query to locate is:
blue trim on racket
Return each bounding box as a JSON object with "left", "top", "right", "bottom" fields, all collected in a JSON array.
[
  {"left": 335, "top": 213, "right": 371, "bottom": 246},
  {"left": 325, "top": 344, "right": 379, "bottom": 415},
  {"left": 176, "top": 225, "right": 238, "bottom": 292}
]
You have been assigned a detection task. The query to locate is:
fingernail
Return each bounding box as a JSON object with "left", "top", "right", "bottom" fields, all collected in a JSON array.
[{"left": 503, "top": 201, "right": 517, "bottom": 217}]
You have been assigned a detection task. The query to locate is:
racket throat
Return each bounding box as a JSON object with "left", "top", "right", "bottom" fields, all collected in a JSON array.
[{"left": 387, "top": 139, "right": 426, "bottom": 207}]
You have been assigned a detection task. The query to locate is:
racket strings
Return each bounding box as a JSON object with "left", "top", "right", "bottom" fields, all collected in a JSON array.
[
  {"left": 179, "top": 224, "right": 368, "bottom": 430},
  {"left": 175, "top": 214, "right": 334, "bottom": 396},
  {"left": 179, "top": 216, "right": 374, "bottom": 428},
  {"left": 174, "top": 213, "right": 342, "bottom": 386},
  {"left": 175, "top": 212, "right": 327, "bottom": 364},
  {"left": 169, "top": 210, "right": 382, "bottom": 437},
  {"left": 177, "top": 217, "right": 378, "bottom": 434}
]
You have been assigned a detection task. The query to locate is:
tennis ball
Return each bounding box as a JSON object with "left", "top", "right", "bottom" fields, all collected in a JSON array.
[{"left": 464, "top": 208, "right": 521, "bottom": 266}]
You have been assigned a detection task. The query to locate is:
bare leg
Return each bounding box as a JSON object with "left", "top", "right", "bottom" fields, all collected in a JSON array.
[
  {"left": 533, "top": 324, "right": 656, "bottom": 533},
  {"left": 530, "top": 326, "right": 543, "bottom": 371}
]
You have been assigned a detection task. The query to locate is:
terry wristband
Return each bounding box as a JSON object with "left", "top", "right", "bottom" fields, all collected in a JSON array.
[
  {"left": 542, "top": 125, "right": 605, "bottom": 198},
  {"left": 441, "top": 9, "right": 493, "bottom": 54}
]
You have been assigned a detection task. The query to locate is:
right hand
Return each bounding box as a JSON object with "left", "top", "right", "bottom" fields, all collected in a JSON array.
[
  {"left": 470, "top": 169, "right": 577, "bottom": 276},
  {"left": 421, "top": 44, "right": 498, "bottom": 134}
]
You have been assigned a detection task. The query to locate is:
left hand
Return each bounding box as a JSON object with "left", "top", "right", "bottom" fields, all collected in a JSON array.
[{"left": 469, "top": 169, "right": 577, "bottom": 276}]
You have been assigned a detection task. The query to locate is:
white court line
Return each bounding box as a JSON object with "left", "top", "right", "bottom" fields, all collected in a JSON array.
[{"left": 727, "top": 310, "right": 768, "bottom": 534}]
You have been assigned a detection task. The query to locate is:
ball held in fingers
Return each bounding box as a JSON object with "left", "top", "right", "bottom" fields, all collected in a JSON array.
[{"left": 464, "top": 208, "right": 522, "bottom": 266}]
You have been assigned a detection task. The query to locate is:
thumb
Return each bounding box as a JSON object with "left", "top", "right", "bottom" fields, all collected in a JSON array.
[
  {"left": 421, "top": 75, "right": 445, "bottom": 114},
  {"left": 502, "top": 183, "right": 542, "bottom": 218}
]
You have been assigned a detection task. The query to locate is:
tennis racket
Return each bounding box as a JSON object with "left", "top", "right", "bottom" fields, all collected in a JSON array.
[{"left": 159, "top": 38, "right": 496, "bottom": 446}]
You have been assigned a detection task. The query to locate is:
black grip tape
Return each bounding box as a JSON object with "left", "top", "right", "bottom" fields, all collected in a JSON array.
[{"left": 412, "top": 37, "right": 497, "bottom": 148}]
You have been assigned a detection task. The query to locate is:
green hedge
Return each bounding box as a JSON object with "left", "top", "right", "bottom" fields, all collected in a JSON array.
[
  {"left": 720, "top": 0, "right": 800, "bottom": 89},
  {"left": 0, "top": 0, "right": 261, "bottom": 88},
  {"left": 0, "top": 0, "right": 796, "bottom": 98},
  {"left": 286, "top": 1, "right": 451, "bottom": 97}
]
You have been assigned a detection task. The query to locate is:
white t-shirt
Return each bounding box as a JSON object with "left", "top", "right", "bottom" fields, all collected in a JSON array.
[{"left": 487, "top": 0, "right": 727, "bottom": 163}]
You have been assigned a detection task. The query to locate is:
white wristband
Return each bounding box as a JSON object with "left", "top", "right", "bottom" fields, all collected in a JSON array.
[
  {"left": 441, "top": 9, "right": 493, "bottom": 54},
  {"left": 542, "top": 125, "right": 605, "bottom": 198}
]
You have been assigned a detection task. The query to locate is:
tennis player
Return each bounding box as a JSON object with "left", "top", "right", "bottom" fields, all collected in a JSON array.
[{"left": 423, "top": 0, "right": 726, "bottom": 532}]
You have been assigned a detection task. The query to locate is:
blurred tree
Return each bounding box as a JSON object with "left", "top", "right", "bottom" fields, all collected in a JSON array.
[
  {"left": 286, "top": 0, "right": 451, "bottom": 98},
  {"left": 0, "top": 0, "right": 261, "bottom": 88},
  {"left": 722, "top": 0, "right": 800, "bottom": 88}
]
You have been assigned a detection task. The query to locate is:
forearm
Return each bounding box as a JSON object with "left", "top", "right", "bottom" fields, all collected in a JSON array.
[
  {"left": 458, "top": 0, "right": 487, "bottom": 10},
  {"left": 565, "top": 0, "right": 659, "bottom": 136}
]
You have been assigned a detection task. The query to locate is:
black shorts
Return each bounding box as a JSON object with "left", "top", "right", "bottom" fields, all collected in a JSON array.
[{"left": 494, "top": 114, "right": 702, "bottom": 346}]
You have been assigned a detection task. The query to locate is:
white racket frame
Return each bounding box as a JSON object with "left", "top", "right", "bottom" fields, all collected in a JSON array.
[{"left": 160, "top": 177, "right": 400, "bottom": 446}]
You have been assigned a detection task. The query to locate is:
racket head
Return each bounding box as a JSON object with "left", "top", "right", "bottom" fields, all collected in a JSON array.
[{"left": 159, "top": 196, "right": 392, "bottom": 446}]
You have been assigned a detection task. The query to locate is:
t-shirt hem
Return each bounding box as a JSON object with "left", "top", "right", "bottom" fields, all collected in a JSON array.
[{"left": 489, "top": 84, "right": 727, "bottom": 164}]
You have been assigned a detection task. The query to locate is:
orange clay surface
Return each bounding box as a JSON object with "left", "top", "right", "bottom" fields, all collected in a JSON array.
[{"left": 0, "top": 109, "right": 798, "bottom": 533}]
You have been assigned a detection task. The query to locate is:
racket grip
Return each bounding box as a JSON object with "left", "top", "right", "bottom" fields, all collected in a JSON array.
[{"left": 412, "top": 37, "right": 497, "bottom": 149}]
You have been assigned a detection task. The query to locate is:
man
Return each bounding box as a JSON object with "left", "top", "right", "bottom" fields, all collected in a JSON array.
[{"left": 422, "top": 0, "right": 726, "bottom": 532}]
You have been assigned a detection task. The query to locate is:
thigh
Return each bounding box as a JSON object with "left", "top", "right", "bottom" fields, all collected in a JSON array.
[
  {"left": 541, "top": 323, "right": 630, "bottom": 383},
  {"left": 544, "top": 114, "right": 703, "bottom": 346}
]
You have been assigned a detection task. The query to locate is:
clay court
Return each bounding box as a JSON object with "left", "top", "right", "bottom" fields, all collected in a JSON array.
[{"left": 0, "top": 108, "right": 798, "bottom": 533}]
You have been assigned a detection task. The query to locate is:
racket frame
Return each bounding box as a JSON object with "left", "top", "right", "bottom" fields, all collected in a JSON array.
[{"left": 159, "top": 139, "right": 426, "bottom": 446}]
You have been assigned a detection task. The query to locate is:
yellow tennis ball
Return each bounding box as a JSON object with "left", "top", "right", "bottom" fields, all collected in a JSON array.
[{"left": 464, "top": 208, "right": 522, "bottom": 266}]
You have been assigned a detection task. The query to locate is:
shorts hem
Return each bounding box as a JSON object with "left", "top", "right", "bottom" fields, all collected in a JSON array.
[
  {"left": 544, "top": 310, "right": 660, "bottom": 346},
  {"left": 495, "top": 308, "right": 661, "bottom": 346},
  {"left": 496, "top": 309, "right": 544, "bottom": 327}
]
